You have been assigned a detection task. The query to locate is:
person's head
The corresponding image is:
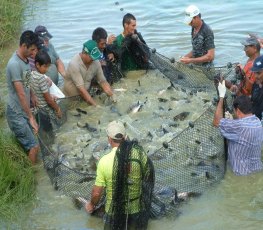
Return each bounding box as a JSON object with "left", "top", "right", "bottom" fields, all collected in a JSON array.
[
  {"left": 92, "top": 27, "right": 108, "bottom": 51},
  {"left": 106, "top": 120, "right": 126, "bottom": 146},
  {"left": 241, "top": 37, "right": 261, "bottom": 58},
  {"left": 233, "top": 95, "right": 252, "bottom": 118},
  {"left": 35, "top": 50, "right": 51, "bottom": 74},
  {"left": 184, "top": 5, "right": 201, "bottom": 27},
  {"left": 35, "top": 25, "right": 52, "bottom": 46},
  {"left": 122, "top": 13, "right": 137, "bottom": 35},
  {"left": 19, "top": 30, "right": 39, "bottom": 58},
  {"left": 250, "top": 55, "right": 263, "bottom": 84},
  {"left": 82, "top": 40, "right": 102, "bottom": 64}
]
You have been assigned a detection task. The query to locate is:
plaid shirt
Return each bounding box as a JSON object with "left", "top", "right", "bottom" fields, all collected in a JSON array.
[{"left": 219, "top": 115, "right": 263, "bottom": 176}]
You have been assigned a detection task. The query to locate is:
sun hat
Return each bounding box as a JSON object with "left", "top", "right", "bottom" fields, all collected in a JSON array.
[
  {"left": 184, "top": 5, "right": 200, "bottom": 25},
  {"left": 83, "top": 40, "right": 102, "bottom": 60},
  {"left": 106, "top": 120, "right": 126, "bottom": 140},
  {"left": 35, "top": 25, "right": 53, "bottom": 39}
]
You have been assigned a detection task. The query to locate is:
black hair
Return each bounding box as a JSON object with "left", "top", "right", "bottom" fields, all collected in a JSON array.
[
  {"left": 122, "top": 13, "right": 136, "bottom": 28},
  {"left": 255, "top": 43, "right": 261, "bottom": 52},
  {"left": 233, "top": 95, "right": 252, "bottom": 114},
  {"left": 35, "top": 50, "right": 51, "bottom": 66},
  {"left": 92, "top": 27, "right": 108, "bottom": 42},
  {"left": 19, "top": 30, "right": 39, "bottom": 48}
]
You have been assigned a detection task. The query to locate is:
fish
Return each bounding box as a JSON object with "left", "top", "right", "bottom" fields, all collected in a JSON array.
[
  {"left": 110, "top": 105, "right": 122, "bottom": 116},
  {"left": 127, "top": 101, "right": 144, "bottom": 114},
  {"left": 76, "top": 108, "right": 87, "bottom": 114},
  {"left": 77, "top": 122, "right": 97, "bottom": 132},
  {"left": 173, "top": 112, "right": 190, "bottom": 121},
  {"left": 113, "top": 88, "right": 127, "bottom": 92}
]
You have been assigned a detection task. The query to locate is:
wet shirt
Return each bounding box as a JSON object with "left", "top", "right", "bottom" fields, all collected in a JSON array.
[
  {"left": 95, "top": 147, "right": 147, "bottom": 214},
  {"left": 114, "top": 34, "right": 139, "bottom": 71},
  {"left": 63, "top": 54, "right": 106, "bottom": 96},
  {"left": 191, "top": 20, "right": 215, "bottom": 66},
  {"left": 6, "top": 52, "right": 32, "bottom": 116},
  {"left": 219, "top": 115, "right": 263, "bottom": 176},
  {"left": 45, "top": 42, "right": 60, "bottom": 85},
  {"left": 251, "top": 83, "right": 263, "bottom": 120}
]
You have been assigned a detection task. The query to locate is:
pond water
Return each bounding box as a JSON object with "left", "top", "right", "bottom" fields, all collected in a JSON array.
[{"left": 13, "top": 0, "right": 263, "bottom": 229}]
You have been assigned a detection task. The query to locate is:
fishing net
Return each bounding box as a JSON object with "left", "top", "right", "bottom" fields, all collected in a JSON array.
[{"left": 37, "top": 45, "right": 239, "bottom": 220}]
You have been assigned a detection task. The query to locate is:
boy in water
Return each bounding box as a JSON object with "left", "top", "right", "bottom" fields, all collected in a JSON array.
[{"left": 30, "top": 50, "right": 62, "bottom": 131}]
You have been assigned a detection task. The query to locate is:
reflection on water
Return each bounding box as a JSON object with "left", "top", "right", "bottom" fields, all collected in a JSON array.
[{"left": 17, "top": 0, "right": 263, "bottom": 229}]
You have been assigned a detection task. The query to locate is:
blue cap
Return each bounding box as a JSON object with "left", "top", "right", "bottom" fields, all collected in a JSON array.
[{"left": 251, "top": 55, "right": 263, "bottom": 72}]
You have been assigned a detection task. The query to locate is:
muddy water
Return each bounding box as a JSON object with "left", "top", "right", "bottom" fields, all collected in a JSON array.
[{"left": 9, "top": 0, "right": 263, "bottom": 229}]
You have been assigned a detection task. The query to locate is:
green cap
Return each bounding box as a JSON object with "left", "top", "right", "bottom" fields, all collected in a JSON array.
[{"left": 83, "top": 40, "right": 102, "bottom": 60}]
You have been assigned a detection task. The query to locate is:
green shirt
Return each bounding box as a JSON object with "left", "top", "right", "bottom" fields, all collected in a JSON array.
[
  {"left": 95, "top": 146, "right": 148, "bottom": 214},
  {"left": 114, "top": 34, "right": 139, "bottom": 71}
]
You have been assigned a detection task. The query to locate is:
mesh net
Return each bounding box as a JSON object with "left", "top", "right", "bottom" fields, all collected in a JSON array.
[{"left": 37, "top": 47, "right": 238, "bottom": 220}]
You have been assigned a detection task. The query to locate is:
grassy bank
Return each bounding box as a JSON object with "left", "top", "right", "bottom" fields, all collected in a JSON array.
[
  {"left": 0, "top": 131, "right": 36, "bottom": 222},
  {"left": 0, "top": 0, "right": 24, "bottom": 48},
  {"left": 0, "top": 0, "right": 37, "bottom": 224}
]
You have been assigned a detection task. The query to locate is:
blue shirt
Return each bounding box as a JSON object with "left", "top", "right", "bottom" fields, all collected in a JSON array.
[{"left": 219, "top": 115, "right": 263, "bottom": 176}]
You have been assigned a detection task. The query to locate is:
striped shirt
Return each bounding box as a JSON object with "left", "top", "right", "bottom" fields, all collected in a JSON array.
[
  {"left": 219, "top": 115, "right": 263, "bottom": 176},
  {"left": 31, "top": 71, "right": 50, "bottom": 109}
]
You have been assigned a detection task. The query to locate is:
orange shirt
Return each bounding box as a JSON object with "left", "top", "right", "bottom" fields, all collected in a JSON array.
[{"left": 239, "top": 60, "right": 256, "bottom": 96}]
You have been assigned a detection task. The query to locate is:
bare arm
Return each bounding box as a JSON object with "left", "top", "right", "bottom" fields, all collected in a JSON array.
[
  {"left": 213, "top": 97, "right": 224, "bottom": 127},
  {"left": 85, "top": 185, "right": 104, "bottom": 213},
  {"left": 56, "top": 58, "right": 66, "bottom": 78},
  {"left": 180, "top": 49, "right": 215, "bottom": 64},
  {"left": 43, "top": 92, "right": 62, "bottom": 118},
  {"left": 100, "top": 81, "right": 113, "bottom": 97},
  {"left": 14, "top": 81, "right": 38, "bottom": 133},
  {"left": 78, "top": 85, "right": 97, "bottom": 106}
]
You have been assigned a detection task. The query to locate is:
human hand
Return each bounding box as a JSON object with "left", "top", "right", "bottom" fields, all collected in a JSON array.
[
  {"left": 29, "top": 116, "right": 39, "bottom": 134},
  {"left": 180, "top": 56, "right": 192, "bottom": 64},
  {"left": 55, "top": 107, "right": 62, "bottom": 119},
  {"left": 225, "top": 111, "right": 233, "bottom": 119},
  {"left": 85, "top": 201, "right": 95, "bottom": 214},
  {"left": 108, "top": 53, "right": 115, "bottom": 62},
  {"left": 107, "top": 34, "right": 116, "bottom": 44},
  {"left": 218, "top": 80, "right": 226, "bottom": 98},
  {"left": 110, "top": 94, "right": 117, "bottom": 103}
]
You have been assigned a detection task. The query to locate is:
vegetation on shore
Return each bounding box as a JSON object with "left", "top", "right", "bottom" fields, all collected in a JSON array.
[
  {"left": 0, "top": 130, "right": 36, "bottom": 222},
  {"left": 0, "top": 0, "right": 36, "bottom": 224},
  {"left": 0, "top": 0, "right": 24, "bottom": 48}
]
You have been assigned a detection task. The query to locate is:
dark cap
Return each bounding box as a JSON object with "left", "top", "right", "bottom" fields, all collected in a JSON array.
[
  {"left": 250, "top": 55, "right": 263, "bottom": 72},
  {"left": 35, "top": 25, "right": 53, "bottom": 39},
  {"left": 241, "top": 37, "right": 260, "bottom": 47}
]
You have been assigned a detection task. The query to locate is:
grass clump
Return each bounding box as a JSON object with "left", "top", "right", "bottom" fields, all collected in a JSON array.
[
  {"left": 0, "top": 0, "right": 24, "bottom": 47},
  {"left": 0, "top": 130, "right": 36, "bottom": 222}
]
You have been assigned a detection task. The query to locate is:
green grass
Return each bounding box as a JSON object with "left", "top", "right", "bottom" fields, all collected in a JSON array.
[
  {"left": 0, "top": 0, "right": 24, "bottom": 48},
  {"left": 0, "top": 131, "right": 36, "bottom": 222}
]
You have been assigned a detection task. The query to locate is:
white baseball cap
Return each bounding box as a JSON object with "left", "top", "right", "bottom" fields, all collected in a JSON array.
[
  {"left": 106, "top": 120, "right": 126, "bottom": 140},
  {"left": 184, "top": 5, "right": 200, "bottom": 25}
]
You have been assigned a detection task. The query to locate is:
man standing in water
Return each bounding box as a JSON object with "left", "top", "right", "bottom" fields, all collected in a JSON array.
[
  {"left": 180, "top": 5, "right": 215, "bottom": 67},
  {"left": 226, "top": 37, "right": 261, "bottom": 96},
  {"left": 112, "top": 13, "right": 150, "bottom": 72},
  {"left": 85, "top": 120, "right": 154, "bottom": 229},
  {"left": 6, "top": 30, "right": 40, "bottom": 164},
  {"left": 213, "top": 81, "right": 263, "bottom": 176}
]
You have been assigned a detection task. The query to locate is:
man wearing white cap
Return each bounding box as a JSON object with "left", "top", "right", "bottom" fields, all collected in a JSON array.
[
  {"left": 180, "top": 5, "right": 215, "bottom": 67},
  {"left": 85, "top": 120, "right": 154, "bottom": 229}
]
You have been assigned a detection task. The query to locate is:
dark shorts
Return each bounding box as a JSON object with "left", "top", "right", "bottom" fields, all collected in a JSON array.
[
  {"left": 103, "top": 212, "right": 148, "bottom": 230},
  {"left": 6, "top": 106, "right": 38, "bottom": 151}
]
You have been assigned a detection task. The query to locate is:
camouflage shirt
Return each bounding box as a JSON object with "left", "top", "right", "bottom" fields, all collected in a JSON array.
[{"left": 191, "top": 20, "right": 215, "bottom": 66}]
